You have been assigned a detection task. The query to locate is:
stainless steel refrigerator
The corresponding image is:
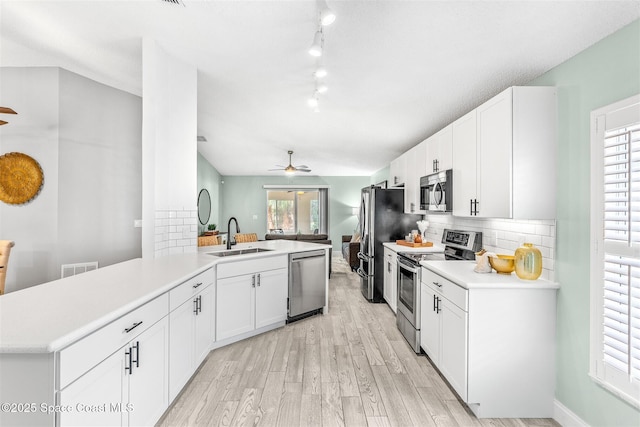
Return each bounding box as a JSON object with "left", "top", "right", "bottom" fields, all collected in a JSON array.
[{"left": 357, "top": 186, "right": 422, "bottom": 302}]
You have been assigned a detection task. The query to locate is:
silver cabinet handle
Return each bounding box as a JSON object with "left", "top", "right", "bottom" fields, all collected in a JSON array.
[
  {"left": 257, "top": 273, "right": 261, "bottom": 287},
  {"left": 124, "top": 321, "right": 143, "bottom": 334},
  {"left": 193, "top": 282, "right": 203, "bottom": 289}
]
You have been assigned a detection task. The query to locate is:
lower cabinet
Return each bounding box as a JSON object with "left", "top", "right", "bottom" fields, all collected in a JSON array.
[
  {"left": 420, "top": 266, "right": 557, "bottom": 418},
  {"left": 58, "top": 316, "right": 169, "bottom": 427},
  {"left": 168, "top": 283, "right": 215, "bottom": 401},
  {"left": 420, "top": 278, "right": 468, "bottom": 401},
  {"left": 383, "top": 247, "right": 398, "bottom": 313},
  {"left": 216, "top": 267, "right": 287, "bottom": 341}
]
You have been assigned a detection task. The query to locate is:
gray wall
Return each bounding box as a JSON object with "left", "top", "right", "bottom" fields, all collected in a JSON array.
[
  {"left": 218, "top": 175, "right": 368, "bottom": 253},
  {"left": 0, "top": 67, "right": 142, "bottom": 291},
  {"left": 529, "top": 20, "right": 640, "bottom": 426}
]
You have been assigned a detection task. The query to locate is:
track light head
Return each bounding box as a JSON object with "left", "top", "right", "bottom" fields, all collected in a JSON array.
[
  {"left": 314, "top": 67, "right": 327, "bottom": 79},
  {"left": 318, "top": 0, "right": 336, "bottom": 26},
  {"left": 308, "top": 30, "right": 323, "bottom": 57}
]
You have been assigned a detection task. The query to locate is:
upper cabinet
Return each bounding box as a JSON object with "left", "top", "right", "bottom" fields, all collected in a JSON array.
[
  {"left": 389, "top": 153, "right": 407, "bottom": 187},
  {"left": 452, "top": 86, "right": 557, "bottom": 219},
  {"left": 404, "top": 141, "right": 427, "bottom": 214},
  {"left": 425, "top": 125, "right": 453, "bottom": 174}
]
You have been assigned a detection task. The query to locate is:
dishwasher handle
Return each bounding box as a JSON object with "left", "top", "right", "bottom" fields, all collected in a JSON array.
[{"left": 290, "top": 249, "right": 326, "bottom": 261}]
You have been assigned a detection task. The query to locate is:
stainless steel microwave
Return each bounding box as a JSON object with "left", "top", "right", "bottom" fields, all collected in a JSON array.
[{"left": 419, "top": 169, "right": 452, "bottom": 212}]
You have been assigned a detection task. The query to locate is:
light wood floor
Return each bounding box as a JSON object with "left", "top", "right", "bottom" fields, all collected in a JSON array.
[{"left": 156, "top": 258, "right": 559, "bottom": 427}]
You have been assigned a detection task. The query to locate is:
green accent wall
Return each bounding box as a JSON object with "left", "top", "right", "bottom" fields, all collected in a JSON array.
[
  {"left": 218, "top": 175, "right": 369, "bottom": 254},
  {"left": 197, "top": 153, "right": 222, "bottom": 234},
  {"left": 530, "top": 20, "right": 640, "bottom": 426}
]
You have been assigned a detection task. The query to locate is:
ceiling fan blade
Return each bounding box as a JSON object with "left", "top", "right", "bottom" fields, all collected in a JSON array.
[
  {"left": 295, "top": 165, "right": 309, "bottom": 169},
  {"left": 268, "top": 168, "right": 285, "bottom": 171},
  {"left": 297, "top": 168, "right": 311, "bottom": 172},
  {"left": 0, "top": 120, "right": 8, "bottom": 126},
  {"left": 0, "top": 107, "right": 17, "bottom": 115}
]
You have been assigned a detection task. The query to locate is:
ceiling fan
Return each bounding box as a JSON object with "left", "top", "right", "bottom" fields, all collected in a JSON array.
[
  {"left": 269, "top": 150, "right": 311, "bottom": 174},
  {"left": 0, "top": 107, "right": 17, "bottom": 126}
]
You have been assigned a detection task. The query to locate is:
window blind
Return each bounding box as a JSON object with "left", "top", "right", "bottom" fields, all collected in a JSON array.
[{"left": 601, "top": 123, "right": 640, "bottom": 387}]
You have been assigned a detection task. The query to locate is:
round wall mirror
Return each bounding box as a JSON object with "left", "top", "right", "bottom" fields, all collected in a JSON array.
[{"left": 197, "top": 188, "right": 211, "bottom": 225}]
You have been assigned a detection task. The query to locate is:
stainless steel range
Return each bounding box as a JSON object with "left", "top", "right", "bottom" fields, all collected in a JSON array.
[{"left": 396, "top": 229, "right": 482, "bottom": 353}]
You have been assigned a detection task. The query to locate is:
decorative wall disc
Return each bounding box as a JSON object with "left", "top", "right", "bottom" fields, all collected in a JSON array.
[{"left": 0, "top": 152, "right": 44, "bottom": 205}]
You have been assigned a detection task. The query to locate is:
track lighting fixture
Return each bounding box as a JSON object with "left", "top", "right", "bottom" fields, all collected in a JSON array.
[
  {"left": 308, "top": 29, "right": 323, "bottom": 57},
  {"left": 316, "top": 81, "right": 328, "bottom": 94},
  {"left": 318, "top": 0, "right": 336, "bottom": 26},
  {"left": 314, "top": 66, "right": 327, "bottom": 79}
]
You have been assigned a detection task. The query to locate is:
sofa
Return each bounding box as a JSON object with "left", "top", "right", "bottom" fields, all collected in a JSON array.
[{"left": 342, "top": 235, "right": 360, "bottom": 271}]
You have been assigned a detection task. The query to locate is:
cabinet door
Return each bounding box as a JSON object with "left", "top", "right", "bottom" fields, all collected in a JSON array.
[
  {"left": 404, "top": 145, "right": 418, "bottom": 213},
  {"left": 217, "top": 274, "right": 254, "bottom": 340},
  {"left": 440, "top": 300, "right": 468, "bottom": 401},
  {"left": 127, "top": 317, "right": 169, "bottom": 427},
  {"left": 388, "top": 252, "right": 397, "bottom": 313},
  {"left": 194, "top": 284, "right": 215, "bottom": 365},
  {"left": 452, "top": 110, "right": 478, "bottom": 217},
  {"left": 255, "top": 268, "right": 287, "bottom": 329},
  {"left": 420, "top": 283, "right": 440, "bottom": 364},
  {"left": 436, "top": 125, "right": 453, "bottom": 171},
  {"left": 389, "top": 153, "right": 406, "bottom": 187},
  {"left": 168, "top": 298, "right": 196, "bottom": 402},
  {"left": 476, "top": 88, "right": 512, "bottom": 218},
  {"left": 58, "top": 349, "right": 125, "bottom": 427},
  {"left": 383, "top": 249, "right": 393, "bottom": 309}
]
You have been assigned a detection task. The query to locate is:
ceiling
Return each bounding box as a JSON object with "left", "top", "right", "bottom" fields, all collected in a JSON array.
[{"left": 1, "top": 1, "right": 639, "bottom": 176}]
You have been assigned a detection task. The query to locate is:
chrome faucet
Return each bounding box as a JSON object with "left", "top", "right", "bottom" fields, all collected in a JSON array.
[{"left": 227, "top": 217, "right": 240, "bottom": 250}]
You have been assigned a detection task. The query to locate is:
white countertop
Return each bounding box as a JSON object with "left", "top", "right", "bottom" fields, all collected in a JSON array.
[
  {"left": 382, "top": 241, "right": 445, "bottom": 254},
  {"left": 0, "top": 240, "right": 329, "bottom": 354},
  {"left": 420, "top": 260, "right": 560, "bottom": 290}
]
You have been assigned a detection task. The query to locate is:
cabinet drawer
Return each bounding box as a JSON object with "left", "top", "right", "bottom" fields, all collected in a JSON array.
[
  {"left": 422, "top": 268, "right": 468, "bottom": 311},
  {"left": 217, "top": 255, "right": 288, "bottom": 279},
  {"left": 169, "top": 267, "right": 216, "bottom": 311},
  {"left": 58, "top": 293, "right": 168, "bottom": 390}
]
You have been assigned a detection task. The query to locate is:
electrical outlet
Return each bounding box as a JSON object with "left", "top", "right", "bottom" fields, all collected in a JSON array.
[
  {"left": 493, "top": 231, "right": 499, "bottom": 246},
  {"left": 253, "top": 214, "right": 258, "bottom": 220}
]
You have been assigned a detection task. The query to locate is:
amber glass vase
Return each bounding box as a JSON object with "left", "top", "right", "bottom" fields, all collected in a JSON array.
[{"left": 514, "top": 243, "right": 542, "bottom": 280}]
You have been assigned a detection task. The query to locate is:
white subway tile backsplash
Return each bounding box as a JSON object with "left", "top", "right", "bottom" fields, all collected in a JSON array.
[
  {"left": 425, "top": 215, "right": 556, "bottom": 282},
  {"left": 154, "top": 208, "right": 197, "bottom": 258}
]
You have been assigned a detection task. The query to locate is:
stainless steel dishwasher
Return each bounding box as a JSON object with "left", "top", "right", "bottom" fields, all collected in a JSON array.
[{"left": 288, "top": 249, "right": 327, "bottom": 321}]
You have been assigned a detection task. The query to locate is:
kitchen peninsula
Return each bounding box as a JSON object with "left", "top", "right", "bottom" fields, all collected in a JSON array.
[{"left": 0, "top": 239, "right": 329, "bottom": 427}]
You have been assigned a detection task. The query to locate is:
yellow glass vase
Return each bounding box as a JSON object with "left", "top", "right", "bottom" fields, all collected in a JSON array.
[{"left": 514, "top": 243, "right": 542, "bottom": 280}]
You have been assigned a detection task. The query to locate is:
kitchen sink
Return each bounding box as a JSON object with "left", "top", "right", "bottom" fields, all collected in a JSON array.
[{"left": 208, "top": 248, "right": 273, "bottom": 257}]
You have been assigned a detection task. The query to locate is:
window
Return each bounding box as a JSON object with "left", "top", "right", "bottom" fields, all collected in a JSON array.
[
  {"left": 590, "top": 94, "right": 640, "bottom": 408},
  {"left": 266, "top": 187, "right": 328, "bottom": 234}
]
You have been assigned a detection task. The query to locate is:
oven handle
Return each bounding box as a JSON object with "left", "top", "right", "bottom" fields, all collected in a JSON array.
[
  {"left": 397, "top": 257, "right": 420, "bottom": 274},
  {"left": 357, "top": 252, "right": 371, "bottom": 262}
]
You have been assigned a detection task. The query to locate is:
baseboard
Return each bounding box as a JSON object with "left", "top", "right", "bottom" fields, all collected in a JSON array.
[{"left": 554, "top": 399, "right": 589, "bottom": 427}]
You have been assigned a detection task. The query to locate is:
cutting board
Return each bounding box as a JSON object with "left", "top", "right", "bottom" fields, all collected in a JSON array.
[{"left": 396, "top": 240, "right": 433, "bottom": 248}]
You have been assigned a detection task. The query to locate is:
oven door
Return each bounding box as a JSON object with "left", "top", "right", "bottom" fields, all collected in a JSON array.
[{"left": 396, "top": 257, "right": 420, "bottom": 329}]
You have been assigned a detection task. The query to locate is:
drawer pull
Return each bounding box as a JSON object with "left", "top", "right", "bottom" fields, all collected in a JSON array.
[
  {"left": 257, "top": 273, "right": 261, "bottom": 287},
  {"left": 433, "top": 281, "right": 442, "bottom": 288},
  {"left": 193, "top": 282, "right": 203, "bottom": 289},
  {"left": 124, "top": 321, "right": 143, "bottom": 334}
]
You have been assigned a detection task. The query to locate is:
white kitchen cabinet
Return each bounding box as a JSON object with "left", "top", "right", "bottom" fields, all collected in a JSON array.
[
  {"left": 404, "top": 142, "right": 427, "bottom": 214},
  {"left": 389, "top": 152, "right": 407, "bottom": 187},
  {"left": 58, "top": 316, "right": 169, "bottom": 427},
  {"left": 452, "top": 109, "right": 478, "bottom": 217},
  {"left": 452, "top": 86, "right": 557, "bottom": 219},
  {"left": 420, "top": 265, "right": 557, "bottom": 418},
  {"left": 168, "top": 282, "right": 215, "bottom": 401},
  {"left": 425, "top": 125, "right": 453, "bottom": 174},
  {"left": 420, "top": 271, "right": 468, "bottom": 401},
  {"left": 216, "top": 256, "right": 288, "bottom": 343},
  {"left": 383, "top": 247, "right": 398, "bottom": 313}
]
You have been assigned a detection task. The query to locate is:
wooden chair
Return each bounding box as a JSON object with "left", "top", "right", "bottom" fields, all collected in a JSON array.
[
  {"left": 0, "top": 240, "right": 15, "bottom": 295},
  {"left": 234, "top": 233, "right": 258, "bottom": 243}
]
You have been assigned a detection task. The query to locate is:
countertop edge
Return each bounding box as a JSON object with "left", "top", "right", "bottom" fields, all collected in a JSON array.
[
  {"left": 1, "top": 241, "right": 329, "bottom": 354},
  {"left": 420, "top": 260, "right": 560, "bottom": 290}
]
